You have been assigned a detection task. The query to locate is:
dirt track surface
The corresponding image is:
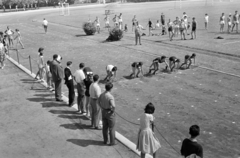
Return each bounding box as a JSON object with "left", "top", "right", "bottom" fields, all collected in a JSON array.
[{"left": 1, "top": 1, "right": 240, "bottom": 158}]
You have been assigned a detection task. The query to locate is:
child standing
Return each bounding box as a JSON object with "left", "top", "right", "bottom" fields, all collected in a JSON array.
[
  {"left": 94, "top": 16, "right": 100, "bottom": 33},
  {"left": 219, "top": 13, "right": 225, "bottom": 32},
  {"left": 168, "top": 19, "right": 174, "bottom": 41},
  {"left": 137, "top": 103, "right": 161, "bottom": 158},
  {"left": 191, "top": 17, "right": 197, "bottom": 39},
  {"left": 227, "top": 14, "right": 232, "bottom": 33},
  {"left": 104, "top": 15, "right": 110, "bottom": 28},
  {"left": 132, "top": 15, "right": 138, "bottom": 31},
  {"left": 204, "top": 14, "right": 209, "bottom": 30},
  {"left": 146, "top": 19, "right": 153, "bottom": 36},
  {"left": 14, "top": 29, "right": 24, "bottom": 49},
  {"left": 118, "top": 13, "right": 123, "bottom": 29},
  {"left": 135, "top": 22, "right": 144, "bottom": 45}
]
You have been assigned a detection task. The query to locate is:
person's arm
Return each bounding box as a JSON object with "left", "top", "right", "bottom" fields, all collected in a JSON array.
[{"left": 109, "top": 96, "right": 115, "bottom": 111}]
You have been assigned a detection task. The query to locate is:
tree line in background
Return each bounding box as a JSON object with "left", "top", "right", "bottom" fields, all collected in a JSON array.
[{"left": 0, "top": 0, "right": 75, "bottom": 9}]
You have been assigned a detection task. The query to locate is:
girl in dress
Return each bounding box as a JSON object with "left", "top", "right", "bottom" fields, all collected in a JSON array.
[
  {"left": 137, "top": 103, "right": 160, "bottom": 158},
  {"left": 14, "top": 29, "right": 24, "bottom": 49}
]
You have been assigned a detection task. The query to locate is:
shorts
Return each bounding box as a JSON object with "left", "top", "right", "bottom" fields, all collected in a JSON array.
[
  {"left": 161, "top": 20, "right": 165, "bottom": 25},
  {"left": 220, "top": 21, "right": 225, "bottom": 25},
  {"left": 179, "top": 28, "right": 184, "bottom": 32},
  {"left": 192, "top": 27, "right": 196, "bottom": 31},
  {"left": 168, "top": 27, "right": 173, "bottom": 32},
  {"left": 43, "top": 25, "right": 48, "bottom": 29},
  {"left": 233, "top": 21, "right": 239, "bottom": 24},
  {"left": 228, "top": 22, "right": 232, "bottom": 26},
  {"left": 119, "top": 19, "right": 123, "bottom": 22},
  {"left": 96, "top": 23, "right": 100, "bottom": 27},
  {"left": 105, "top": 21, "right": 109, "bottom": 25}
]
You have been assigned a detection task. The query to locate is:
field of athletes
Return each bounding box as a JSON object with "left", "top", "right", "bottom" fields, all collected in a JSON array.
[{"left": 2, "top": 0, "right": 240, "bottom": 157}]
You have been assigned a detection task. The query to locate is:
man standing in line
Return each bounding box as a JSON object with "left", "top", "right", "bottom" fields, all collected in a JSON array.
[
  {"left": 74, "top": 63, "right": 86, "bottom": 113},
  {"left": 99, "top": 83, "right": 116, "bottom": 146},
  {"left": 89, "top": 74, "right": 102, "bottom": 129},
  {"left": 42, "top": 18, "right": 48, "bottom": 34},
  {"left": 51, "top": 54, "right": 64, "bottom": 102},
  {"left": 64, "top": 61, "right": 75, "bottom": 106}
]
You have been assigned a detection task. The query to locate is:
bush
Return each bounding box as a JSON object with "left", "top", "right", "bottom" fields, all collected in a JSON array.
[
  {"left": 106, "top": 27, "right": 123, "bottom": 41},
  {"left": 83, "top": 22, "right": 96, "bottom": 35}
]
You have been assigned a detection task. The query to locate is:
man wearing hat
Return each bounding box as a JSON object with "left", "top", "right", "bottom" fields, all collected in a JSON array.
[
  {"left": 64, "top": 61, "right": 75, "bottom": 106},
  {"left": 50, "top": 54, "right": 64, "bottom": 101}
]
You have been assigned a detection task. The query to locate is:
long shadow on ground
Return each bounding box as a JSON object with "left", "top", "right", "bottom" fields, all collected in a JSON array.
[{"left": 67, "top": 139, "right": 106, "bottom": 147}]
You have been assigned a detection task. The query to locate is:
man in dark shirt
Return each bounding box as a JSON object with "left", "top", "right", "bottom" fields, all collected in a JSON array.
[
  {"left": 64, "top": 61, "right": 75, "bottom": 106},
  {"left": 181, "top": 125, "right": 203, "bottom": 158}
]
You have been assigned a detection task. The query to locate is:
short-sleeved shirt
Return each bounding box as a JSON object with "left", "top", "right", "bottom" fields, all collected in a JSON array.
[
  {"left": 43, "top": 20, "right": 48, "bottom": 26},
  {"left": 180, "top": 138, "right": 203, "bottom": 158},
  {"left": 89, "top": 82, "right": 101, "bottom": 99},
  {"left": 99, "top": 91, "right": 115, "bottom": 110},
  {"left": 74, "top": 69, "right": 85, "bottom": 83},
  {"left": 139, "top": 113, "right": 154, "bottom": 130},
  {"left": 192, "top": 21, "right": 197, "bottom": 28}
]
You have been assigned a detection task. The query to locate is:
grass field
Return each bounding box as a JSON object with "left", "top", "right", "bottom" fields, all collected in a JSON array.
[{"left": 2, "top": 1, "right": 240, "bottom": 158}]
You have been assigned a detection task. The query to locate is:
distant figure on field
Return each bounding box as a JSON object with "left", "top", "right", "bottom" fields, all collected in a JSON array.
[
  {"left": 227, "top": 14, "right": 232, "bottom": 33},
  {"left": 204, "top": 13, "right": 209, "bottom": 30},
  {"left": 232, "top": 11, "right": 239, "bottom": 33},
  {"left": 42, "top": 18, "right": 48, "bottom": 34},
  {"left": 132, "top": 15, "right": 138, "bottom": 31},
  {"left": 5, "top": 26, "right": 14, "bottom": 48},
  {"left": 118, "top": 13, "right": 123, "bottom": 30},
  {"left": 219, "top": 13, "right": 225, "bottom": 32},
  {"left": 191, "top": 17, "right": 197, "bottom": 39},
  {"left": 135, "top": 22, "right": 144, "bottom": 45},
  {"left": 14, "top": 29, "right": 24, "bottom": 49},
  {"left": 94, "top": 16, "right": 100, "bottom": 33}
]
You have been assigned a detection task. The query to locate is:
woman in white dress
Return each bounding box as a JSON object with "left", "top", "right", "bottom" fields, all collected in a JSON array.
[{"left": 137, "top": 103, "right": 161, "bottom": 158}]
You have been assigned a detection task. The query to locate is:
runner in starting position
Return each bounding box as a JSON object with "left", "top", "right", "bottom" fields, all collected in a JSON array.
[
  {"left": 148, "top": 56, "right": 169, "bottom": 74},
  {"left": 169, "top": 56, "right": 180, "bottom": 72},
  {"left": 179, "top": 53, "right": 196, "bottom": 69},
  {"left": 130, "top": 62, "right": 143, "bottom": 78},
  {"left": 104, "top": 65, "right": 117, "bottom": 82}
]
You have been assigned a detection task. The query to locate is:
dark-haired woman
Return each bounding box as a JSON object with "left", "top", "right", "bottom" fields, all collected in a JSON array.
[
  {"left": 136, "top": 103, "right": 160, "bottom": 158},
  {"left": 84, "top": 74, "right": 93, "bottom": 118}
]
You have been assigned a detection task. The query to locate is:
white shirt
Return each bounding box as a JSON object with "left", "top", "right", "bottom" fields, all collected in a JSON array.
[
  {"left": 106, "top": 65, "right": 114, "bottom": 71},
  {"left": 205, "top": 16, "right": 209, "bottom": 23},
  {"left": 74, "top": 69, "right": 85, "bottom": 83},
  {"left": 43, "top": 20, "right": 48, "bottom": 26},
  {"left": 89, "top": 82, "right": 101, "bottom": 99}
]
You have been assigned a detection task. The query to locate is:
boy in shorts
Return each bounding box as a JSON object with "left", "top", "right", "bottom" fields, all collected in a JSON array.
[
  {"left": 169, "top": 56, "right": 180, "bottom": 72},
  {"left": 104, "top": 65, "right": 117, "bottom": 82},
  {"left": 130, "top": 62, "right": 143, "bottom": 78},
  {"left": 42, "top": 18, "right": 48, "bottom": 34},
  {"left": 232, "top": 11, "right": 239, "bottom": 33},
  {"left": 168, "top": 19, "right": 174, "bottom": 41},
  {"left": 148, "top": 56, "right": 169, "bottom": 74},
  {"left": 180, "top": 53, "right": 196, "bottom": 69},
  {"left": 191, "top": 17, "right": 197, "bottom": 39},
  {"left": 227, "top": 14, "right": 232, "bottom": 33}
]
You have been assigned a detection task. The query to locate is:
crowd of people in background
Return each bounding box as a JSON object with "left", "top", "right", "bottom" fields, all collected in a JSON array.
[
  {"left": 219, "top": 10, "right": 240, "bottom": 33},
  {"left": 0, "top": 26, "right": 24, "bottom": 69}
]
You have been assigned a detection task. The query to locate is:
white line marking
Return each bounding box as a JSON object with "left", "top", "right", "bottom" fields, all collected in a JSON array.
[{"left": 223, "top": 41, "right": 240, "bottom": 45}]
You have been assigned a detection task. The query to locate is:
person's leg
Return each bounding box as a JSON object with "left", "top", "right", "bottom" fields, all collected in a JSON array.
[
  {"left": 141, "top": 152, "right": 145, "bottom": 158},
  {"left": 102, "top": 111, "right": 108, "bottom": 144},
  {"left": 153, "top": 152, "right": 157, "bottom": 158},
  {"left": 108, "top": 113, "right": 116, "bottom": 145},
  {"left": 90, "top": 98, "right": 96, "bottom": 126},
  {"left": 85, "top": 96, "right": 90, "bottom": 116},
  {"left": 139, "top": 35, "right": 141, "bottom": 45},
  {"left": 232, "top": 23, "right": 235, "bottom": 32},
  {"left": 55, "top": 79, "right": 62, "bottom": 100},
  {"left": 135, "top": 34, "right": 138, "bottom": 45},
  {"left": 194, "top": 31, "right": 196, "bottom": 39},
  {"left": 19, "top": 40, "right": 24, "bottom": 48},
  {"left": 236, "top": 23, "right": 238, "bottom": 33},
  {"left": 153, "top": 63, "right": 159, "bottom": 74},
  {"left": 95, "top": 102, "right": 101, "bottom": 128},
  {"left": 69, "top": 81, "right": 75, "bottom": 105}
]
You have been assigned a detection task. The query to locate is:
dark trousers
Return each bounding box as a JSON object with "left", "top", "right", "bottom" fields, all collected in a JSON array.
[
  {"left": 66, "top": 80, "right": 75, "bottom": 105},
  {"left": 77, "top": 83, "right": 85, "bottom": 112},
  {"left": 135, "top": 33, "right": 141, "bottom": 45},
  {"left": 54, "top": 79, "right": 62, "bottom": 100},
  {"left": 102, "top": 110, "right": 116, "bottom": 144}
]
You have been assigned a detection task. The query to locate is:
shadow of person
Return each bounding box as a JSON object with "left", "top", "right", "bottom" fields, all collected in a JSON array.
[
  {"left": 60, "top": 123, "right": 92, "bottom": 130},
  {"left": 75, "top": 34, "right": 87, "bottom": 37},
  {"left": 49, "top": 109, "right": 77, "bottom": 115},
  {"left": 123, "top": 75, "right": 133, "bottom": 80},
  {"left": 67, "top": 139, "right": 106, "bottom": 147},
  {"left": 42, "top": 102, "right": 67, "bottom": 108},
  {"left": 58, "top": 114, "right": 89, "bottom": 120}
]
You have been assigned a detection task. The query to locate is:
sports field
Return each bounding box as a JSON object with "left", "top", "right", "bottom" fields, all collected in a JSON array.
[{"left": 2, "top": 1, "right": 240, "bottom": 158}]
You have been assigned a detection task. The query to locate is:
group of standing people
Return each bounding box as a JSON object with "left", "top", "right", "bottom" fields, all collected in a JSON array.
[
  {"left": 35, "top": 51, "right": 117, "bottom": 146},
  {"left": 0, "top": 26, "right": 24, "bottom": 69},
  {"left": 219, "top": 10, "right": 240, "bottom": 33}
]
